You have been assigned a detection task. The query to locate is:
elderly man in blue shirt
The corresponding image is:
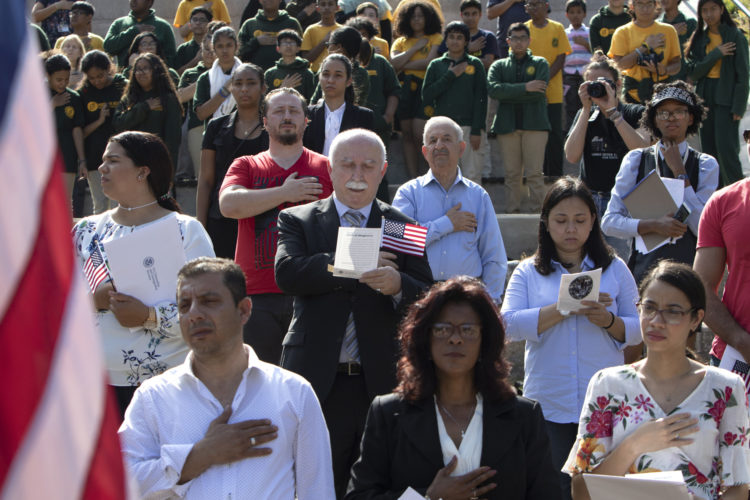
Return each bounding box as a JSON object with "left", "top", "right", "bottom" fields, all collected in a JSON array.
[{"left": 393, "top": 116, "right": 508, "bottom": 305}]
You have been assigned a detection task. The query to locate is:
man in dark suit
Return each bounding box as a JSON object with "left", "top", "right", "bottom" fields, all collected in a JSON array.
[{"left": 275, "top": 128, "right": 433, "bottom": 498}]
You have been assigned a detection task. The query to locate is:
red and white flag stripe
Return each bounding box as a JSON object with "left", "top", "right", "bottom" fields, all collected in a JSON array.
[{"left": 0, "top": 26, "right": 131, "bottom": 500}]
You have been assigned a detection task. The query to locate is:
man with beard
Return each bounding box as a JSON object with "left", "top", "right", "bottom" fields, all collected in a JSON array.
[
  {"left": 219, "top": 87, "right": 333, "bottom": 364},
  {"left": 274, "top": 128, "right": 433, "bottom": 497}
]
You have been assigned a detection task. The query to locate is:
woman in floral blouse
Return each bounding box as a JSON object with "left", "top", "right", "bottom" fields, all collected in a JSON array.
[
  {"left": 565, "top": 261, "right": 750, "bottom": 500},
  {"left": 72, "top": 131, "right": 214, "bottom": 415}
]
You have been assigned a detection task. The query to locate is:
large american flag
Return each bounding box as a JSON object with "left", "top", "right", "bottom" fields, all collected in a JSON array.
[
  {"left": 0, "top": 4, "right": 130, "bottom": 498},
  {"left": 380, "top": 218, "right": 427, "bottom": 256}
]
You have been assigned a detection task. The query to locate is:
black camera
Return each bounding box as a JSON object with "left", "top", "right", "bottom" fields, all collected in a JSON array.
[
  {"left": 638, "top": 48, "right": 664, "bottom": 67},
  {"left": 587, "top": 77, "right": 616, "bottom": 98}
]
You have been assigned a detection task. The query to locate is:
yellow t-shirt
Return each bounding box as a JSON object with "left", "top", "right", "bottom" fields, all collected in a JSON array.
[
  {"left": 392, "top": 33, "right": 443, "bottom": 79},
  {"left": 173, "top": 0, "right": 231, "bottom": 41},
  {"left": 608, "top": 21, "right": 681, "bottom": 90},
  {"left": 706, "top": 31, "right": 722, "bottom": 78},
  {"left": 301, "top": 23, "right": 342, "bottom": 72},
  {"left": 371, "top": 36, "right": 390, "bottom": 59},
  {"left": 54, "top": 33, "right": 104, "bottom": 52},
  {"left": 525, "top": 20, "right": 572, "bottom": 104}
]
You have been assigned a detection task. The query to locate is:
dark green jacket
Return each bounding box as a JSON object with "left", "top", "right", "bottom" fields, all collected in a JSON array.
[
  {"left": 103, "top": 9, "right": 176, "bottom": 68},
  {"left": 179, "top": 62, "right": 209, "bottom": 129},
  {"left": 52, "top": 87, "right": 85, "bottom": 173},
  {"left": 687, "top": 23, "right": 750, "bottom": 117},
  {"left": 238, "top": 10, "right": 302, "bottom": 70},
  {"left": 174, "top": 38, "right": 201, "bottom": 73},
  {"left": 487, "top": 50, "right": 550, "bottom": 134},
  {"left": 264, "top": 57, "right": 316, "bottom": 99},
  {"left": 79, "top": 74, "right": 128, "bottom": 170},
  {"left": 589, "top": 6, "right": 631, "bottom": 54},
  {"left": 659, "top": 12, "right": 697, "bottom": 81},
  {"left": 365, "top": 53, "right": 401, "bottom": 116},
  {"left": 113, "top": 90, "right": 183, "bottom": 164},
  {"left": 422, "top": 53, "right": 487, "bottom": 135}
]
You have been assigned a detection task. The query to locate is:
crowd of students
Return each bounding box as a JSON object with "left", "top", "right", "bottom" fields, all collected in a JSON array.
[{"left": 31, "top": 0, "right": 750, "bottom": 498}]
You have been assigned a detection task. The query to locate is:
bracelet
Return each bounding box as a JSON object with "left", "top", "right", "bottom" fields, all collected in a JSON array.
[
  {"left": 77, "top": 159, "right": 86, "bottom": 164},
  {"left": 604, "top": 312, "right": 616, "bottom": 330},
  {"left": 218, "top": 87, "right": 230, "bottom": 98},
  {"left": 608, "top": 110, "right": 622, "bottom": 122},
  {"left": 143, "top": 307, "right": 158, "bottom": 329}
]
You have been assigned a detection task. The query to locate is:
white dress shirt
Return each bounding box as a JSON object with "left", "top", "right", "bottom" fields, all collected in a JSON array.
[
  {"left": 323, "top": 102, "right": 346, "bottom": 157},
  {"left": 434, "top": 393, "right": 484, "bottom": 476},
  {"left": 601, "top": 141, "right": 719, "bottom": 239},
  {"left": 118, "top": 345, "right": 335, "bottom": 500}
]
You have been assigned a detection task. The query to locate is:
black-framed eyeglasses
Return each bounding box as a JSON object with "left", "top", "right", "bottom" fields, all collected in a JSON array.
[
  {"left": 432, "top": 322, "right": 481, "bottom": 340},
  {"left": 636, "top": 302, "right": 694, "bottom": 325}
]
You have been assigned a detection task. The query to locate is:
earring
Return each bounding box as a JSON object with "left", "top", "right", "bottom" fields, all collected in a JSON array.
[{"left": 137, "top": 175, "right": 143, "bottom": 180}]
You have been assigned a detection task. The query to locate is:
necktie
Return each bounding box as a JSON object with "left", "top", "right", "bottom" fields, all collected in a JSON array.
[{"left": 342, "top": 210, "right": 365, "bottom": 362}]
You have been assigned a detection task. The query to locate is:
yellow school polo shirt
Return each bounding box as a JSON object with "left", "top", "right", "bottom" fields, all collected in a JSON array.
[
  {"left": 526, "top": 20, "right": 572, "bottom": 104},
  {"left": 173, "top": 0, "right": 231, "bottom": 41},
  {"left": 371, "top": 36, "right": 390, "bottom": 59},
  {"left": 301, "top": 23, "right": 342, "bottom": 72},
  {"left": 706, "top": 31, "right": 722, "bottom": 78},
  {"left": 608, "top": 21, "right": 681, "bottom": 85},
  {"left": 392, "top": 33, "right": 443, "bottom": 79}
]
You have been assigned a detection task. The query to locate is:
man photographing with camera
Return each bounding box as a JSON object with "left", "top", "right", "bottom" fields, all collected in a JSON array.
[
  {"left": 608, "top": 0, "right": 681, "bottom": 103},
  {"left": 565, "top": 52, "right": 649, "bottom": 259}
]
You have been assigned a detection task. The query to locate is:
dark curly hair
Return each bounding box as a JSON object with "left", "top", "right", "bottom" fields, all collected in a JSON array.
[
  {"left": 123, "top": 53, "right": 182, "bottom": 116},
  {"left": 394, "top": 0, "right": 443, "bottom": 38},
  {"left": 395, "top": 277, "right": 515, "bottom": 402},
  {"left": 640, "top": 81, "right": 706, "bottom": 139},
  {"left": 534, "top": 177, "right": 615, "bottom": 276}
]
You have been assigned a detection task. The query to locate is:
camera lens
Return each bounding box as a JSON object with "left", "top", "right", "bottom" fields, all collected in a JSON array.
[{"left": 588, "top": 81, "right": 606, "bottom": 98}]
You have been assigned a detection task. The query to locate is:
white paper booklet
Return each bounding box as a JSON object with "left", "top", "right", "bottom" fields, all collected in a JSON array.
[
  {"left": 557, "top": 268, "right": 602, "bottom": 314},
  {"left": 584, "top": 471, "right": 688, "bottom": 500},
  {"left": 331, "top": 227, "right": 382, "bottom": 278},
  {"left": 102, "top": 214, "right": 186, "bottom": 306},
  {"left": 397, "top": 487, "right": 426, "bottom": 500},
  {"left": 719, "top": 344, "right": 750, "bottom": 395}
]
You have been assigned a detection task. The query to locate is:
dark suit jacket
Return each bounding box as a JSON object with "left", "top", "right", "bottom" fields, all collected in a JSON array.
[
  {"left": 275, "top": 196, "right": 433, "bottom": 402},
  {"left": 302, "top": 102, "right": 375, "bottom": 154},
  {"left": 345, "top": 393, "right": 561, "bottom": 500}
]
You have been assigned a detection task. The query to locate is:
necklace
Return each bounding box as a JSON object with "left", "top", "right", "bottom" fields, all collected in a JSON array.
[
  {"left": 119, "top": 200, "right": 158, "bottom": 211},
  {"left": 438, "top": 400, "right": 476, "bottom": 439}
]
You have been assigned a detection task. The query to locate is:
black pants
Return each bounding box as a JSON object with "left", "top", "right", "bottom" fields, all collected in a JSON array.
[
  {"left": 322, "top": 372, "right": 371, "bottom": 499},
  {"left": 545, "top": 420, "right": 578, "bottom": 500},
  {"left": 113, "top": 385, "right": 138, "bottom": 418},
  {"left": 544, "top": 103, "right": 564, "bottom": 177},
  {"left": 206, "top": 216, "right": 238, "bottom": 260},
  {"left": 563, "top": 73, "right": 584, "bottom": 134},
  {"left": 242, "top": 293, "right": 294, "bottom": 364}
]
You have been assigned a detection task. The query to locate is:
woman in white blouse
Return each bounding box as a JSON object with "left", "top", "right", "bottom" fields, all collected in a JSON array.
[
  {"left": 566, "top": 261, "right": 749, "bottom": 500},
  {"left": 501, "top": 177, "right": 642, "bottom": 500},
  {"left": 73, "top": 131, "right": 214, "bottom": 415},
  {"left": 346, "top": 277, "right": 560, "bottom": 500}
]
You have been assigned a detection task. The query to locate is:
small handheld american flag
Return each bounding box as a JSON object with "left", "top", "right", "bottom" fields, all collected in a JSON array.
[
  {"left": 83, "top": 239, "right": 110, "bottom": 293},
  {"left": 380, "top": 218, "right": 427, "bottom": 256}
]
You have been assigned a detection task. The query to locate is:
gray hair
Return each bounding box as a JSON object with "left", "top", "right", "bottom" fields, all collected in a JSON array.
[
  {"left": 329, "top": 128, "right": 387, "bottom": 170},
  {"left": 422, "top": 116, "right": 464, "bottom": 144}
]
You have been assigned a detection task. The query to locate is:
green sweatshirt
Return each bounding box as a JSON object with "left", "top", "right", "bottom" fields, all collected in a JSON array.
[
  {"left": 103, "top": 9, "right": 176, "bottom": 68},
  {"left": 589, "top": 6, "right": 631, "bottom": 54},
  {"left": 174, "top": 38, "right": 201, "bottom": 73},
  {"left": 79, "top": 74, "right": 128, "bottom": 169},
  {"left": 264, "top": 57, "right": 316, "bottom": 100},
  {"left": 112, "top": 90, "right": 183, "bottom": 164},
  {"left": 422, "top": 53, "right": 487, "bottom": 135},
  {"left": 52, "top": 87, "right": 85, "bottom": 173},
  {"left": 365, "top": 53, "right": 401, "bottom": 117},
  {"left": 487, "top": 50, "right": 550, "bottom": 134},
  {"left": 238, "top": 10, "right": 303, "bottom": 71},
  {"left": 179, "top": 62, "right": 209, "bottom": 129},
  {"left": 659, "top": 12, "right": 697, "bottom": 81},
  {"left": 687, "top": 23, "right": 749, "bottom": 117}
]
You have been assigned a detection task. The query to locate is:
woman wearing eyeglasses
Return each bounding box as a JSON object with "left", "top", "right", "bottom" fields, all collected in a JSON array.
[
  {"left": 566, "top": 261, "right": 750, "bottom": 500},
  {"left": 601, "top": 81, "right": 719, "bottom": 284},
  {"left": 346, "top": 277, "right": 560, "bottom": 500}
]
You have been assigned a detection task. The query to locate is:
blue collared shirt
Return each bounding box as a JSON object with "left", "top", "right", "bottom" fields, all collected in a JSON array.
[
  {"left": 601, "top": 141, "right": 719, "bottom": 239},
  {"left": 392, "top": 169, "right": 507, "bottom": 303},
  {"left": 332, "top": 194, "right": 373, "bottom": 225},
  {"left": 500, "top": 255, "right": 641, "bottom": 423}
]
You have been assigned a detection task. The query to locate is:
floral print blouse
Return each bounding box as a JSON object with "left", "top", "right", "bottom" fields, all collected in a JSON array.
[
  {"left": 72, "top": 211, "right": 215, "bottom": 386},
  {"left": 564, "top": 364, "right": 750, "bottom": 499}
]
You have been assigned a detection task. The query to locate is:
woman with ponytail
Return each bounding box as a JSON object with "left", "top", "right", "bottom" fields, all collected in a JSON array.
[
  {"left": 303, "top": 53, "right": 374, "bottom": 155},
  {"left": 72, "top": 131, "right": 215, "bottom": 415},
  {"left": 685, "top": 0, "right": 749, "bottom": 187}
]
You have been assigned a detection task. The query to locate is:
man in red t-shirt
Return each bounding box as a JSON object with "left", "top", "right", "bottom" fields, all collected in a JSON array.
[
  {"left": 694, "top": 135, "right": 750, "bottom": 368},
  {"left": 219, "top": 88, "right": 333, "bottom": 364}
]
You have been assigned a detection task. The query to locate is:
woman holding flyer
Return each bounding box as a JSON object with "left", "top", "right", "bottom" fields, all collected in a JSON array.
[
  {"left": 501, "top": 177, "right": 641, "bottom": 500},
  {"left": 565, "top": 261, "right": 749, "bottom": 500},
  {"left": 73, "top": 131, "right": 214, "bottom": 415}
]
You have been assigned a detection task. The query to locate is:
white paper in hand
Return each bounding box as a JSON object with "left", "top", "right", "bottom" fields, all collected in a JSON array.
[
  {"left": 331, "top": 227, "right": 382, "bottom": 278},
  {"left": 557, "top": 268, "right": 602, "bottom": 314},
  {"left": 397, "top": 487, "right": 426, "bottom": 500},
  {"left": 102, "top": 213, "right": 187, "bottom": 306},
  {"left": 583, "top": 472, "right": 688, "bottom": 500}
]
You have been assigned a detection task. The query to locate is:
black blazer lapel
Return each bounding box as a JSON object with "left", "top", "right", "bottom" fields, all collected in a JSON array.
[
  {"left": 315, "top": 196, "right": 340, "bottom": 250},
  {"left": 480, "top": 397, "right": 520, "bottom": 467},
  {"left": 340, "top": 102, "right": 357, "bottom": 131},
  {"left": 400, "top": 398, "right": 445, "bottom": 471}
]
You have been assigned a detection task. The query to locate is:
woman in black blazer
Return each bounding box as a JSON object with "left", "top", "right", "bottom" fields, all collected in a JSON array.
[
  {"left": 345, "top": 277, "right": 561, "bottom": 500},
  {"left": 303, "top": 53, "right": 373, "bottom": 155}
]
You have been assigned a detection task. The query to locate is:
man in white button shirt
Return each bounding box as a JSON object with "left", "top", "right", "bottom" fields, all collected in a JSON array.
[{"left": 118, "top": 257, "right": 335, "bottom": 500}]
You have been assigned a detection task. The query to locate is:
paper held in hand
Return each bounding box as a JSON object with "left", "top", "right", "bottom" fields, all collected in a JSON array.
[
  {"left": 331, "top": 227, "right": 382, "bottom": 278},
  {"left": 718, "top": 344, "right": 750, "bottom": 396},
  {"left": 583, "top": 471, "right": 688, "bottom": 500},
  {"left": 102, "top": 213, "right": 187, "bottom": 306},
  {"left": 557, "top": 268, "right": 602, "bottom": 314}
]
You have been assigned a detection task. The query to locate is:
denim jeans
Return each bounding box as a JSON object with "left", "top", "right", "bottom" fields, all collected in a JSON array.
[{"left": 591, "top": 190, "right": 631, "bottom": 261}]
